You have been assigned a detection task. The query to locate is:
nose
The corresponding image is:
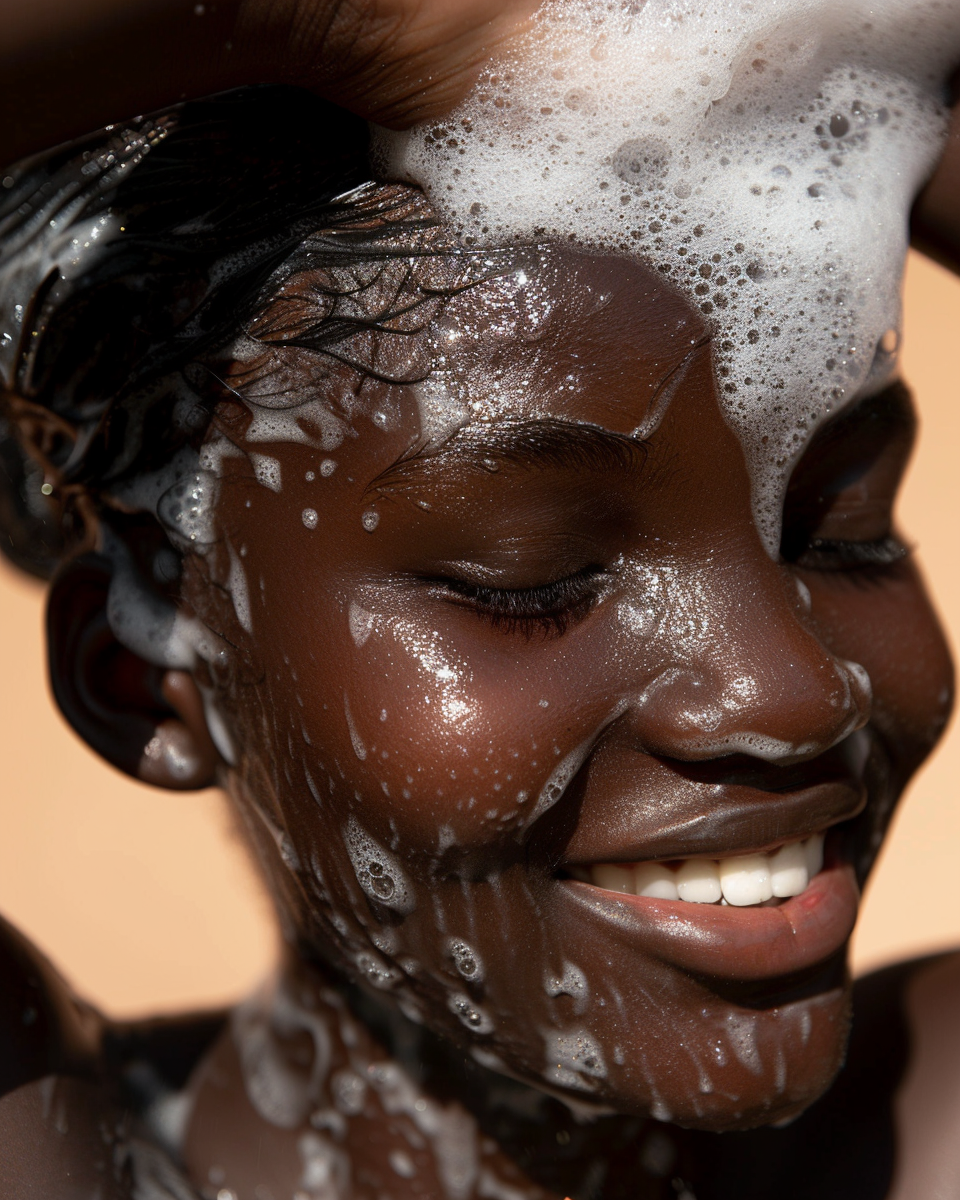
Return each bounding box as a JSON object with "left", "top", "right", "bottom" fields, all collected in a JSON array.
[{"left": 623, "top": 569, "right": 872, "bottom": 765}]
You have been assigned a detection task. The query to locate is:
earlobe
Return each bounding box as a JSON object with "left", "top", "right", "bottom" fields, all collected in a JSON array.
[{"left": 46, "top": 553, "right": 220, "bottom": 790}]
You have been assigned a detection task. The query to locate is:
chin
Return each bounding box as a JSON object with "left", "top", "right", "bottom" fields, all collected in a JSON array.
[
  {"left": 662, "top": 1037, "right": 848, "bottom": 1133},
  {"left": 544, "top": 959, "right": 853, "bottom": 1133}
]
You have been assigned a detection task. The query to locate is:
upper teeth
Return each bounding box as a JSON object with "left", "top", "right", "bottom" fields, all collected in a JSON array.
[{"left": 589, "top": 833, "right": 824, "bottom": 907}]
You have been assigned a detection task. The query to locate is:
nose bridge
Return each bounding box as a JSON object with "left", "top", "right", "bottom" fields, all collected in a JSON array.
[{"left": 626, "top": 562, "right": 871, "bottom": 763}]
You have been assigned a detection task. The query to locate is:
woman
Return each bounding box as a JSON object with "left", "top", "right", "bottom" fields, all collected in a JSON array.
[{"left": 1, "top": 4, "right": 959, "bottom": 1198}]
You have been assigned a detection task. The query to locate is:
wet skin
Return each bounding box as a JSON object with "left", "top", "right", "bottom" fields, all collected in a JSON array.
[{"left": 171, "top": 246, "right": 952, "bottom": 1192}]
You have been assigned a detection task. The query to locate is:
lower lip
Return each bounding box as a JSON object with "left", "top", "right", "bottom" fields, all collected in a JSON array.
[{"left": 564, "top": 863, "right": 860, "bottom": 981}]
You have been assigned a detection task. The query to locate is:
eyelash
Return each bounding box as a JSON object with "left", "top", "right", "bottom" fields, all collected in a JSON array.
[
  {"left": 792, "top": 534, "right": 910, "bottom": 572},
  {"left": 436, "top": 566, "right": 606, "bottom": 637},
  {"left": 433, "top": 531, "right": 907, "bottom": 636}
]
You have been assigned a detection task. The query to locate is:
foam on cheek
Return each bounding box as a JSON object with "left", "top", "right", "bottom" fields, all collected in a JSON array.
[
  {"left": 543, "top": 1029, "right": 607, "bottom": 1092},
  {"left": 343, "top": 815, "right": 417, "bottom": 915},
  {"left": 526, "top": 716, "right": 622, "bottom": 827},
  {"left": 545, "top": 961, "right": 590, "bottom": 1015},
  {"left": 379, "top": 0, "right": 960, "bottom": 551}
]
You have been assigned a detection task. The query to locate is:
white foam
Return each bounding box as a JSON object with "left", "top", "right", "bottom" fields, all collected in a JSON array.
[
  {"left": 379, "top": 0, "right": 960, "bottom": 551},
  {"left": 447, "top": 938, "right": 485, "bottom": 983},
  {"left": 543, "top": 1028, "right": 607, "bottom": 1091},
  {"left": 348, "top": 601, "right": 375, "bottom": 647},
  {"left": 250, "top": 452, "right": 282, "bottom": 492},
  {"left": 102, "top": 530, "right": 228, "bottom": 673},
  {"left": 342, "top": 815, "right": 417, "bottom": 914},
  {"left": 545, "top": 961, "right": 589, "bottom": 1013},
  {"left": 447, "top": 991, "right": 495, "bottom": 1033},
  {"left": 343, "top": 693, "right": 367, "bottom": 761},
  {"left": 367, "top": 1059, "right": 479, "bottom": 1200},
  {"left": 227, "top": 541, "right": 252, "bottom": 633},
  {"left": 232, "top": 976, "right": 333, "bottom": 1129},
  {"left": 200, "top": 685, "right": 237, "bottom": 765}
]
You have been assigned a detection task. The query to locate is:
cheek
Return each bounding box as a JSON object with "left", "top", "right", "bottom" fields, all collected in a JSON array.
[
  {"left": 215, "top": 565, "right": 867, "bottom": 1129},
  {"left": 805, "top": 568, "right": 954, "bottom": 771},
  {"left": 322, "top": 562, "right": 724, "bottom": 858},
  {"left": 308, "top": 597, "right": 614, "bottom": 862}
]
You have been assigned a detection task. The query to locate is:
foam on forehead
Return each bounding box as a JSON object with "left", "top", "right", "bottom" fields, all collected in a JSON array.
[{"left": 377, "top": 0, "right": 960, "bottom": 552}]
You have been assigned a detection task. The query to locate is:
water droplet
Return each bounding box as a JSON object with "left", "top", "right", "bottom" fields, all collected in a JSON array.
[
  {"left": 370, "top": 873, "right": 396, "bottom": 899},
  {"left": 448, "top": 938, "right": 484, "bottom": 981},
  {"left": 879, "top": 328, "right": 899, "bottom": 355}
]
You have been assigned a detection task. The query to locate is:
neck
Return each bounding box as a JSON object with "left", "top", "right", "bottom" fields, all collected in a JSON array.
[{"left": 182, "top": 950, "right": 679, "bottom": 1200}]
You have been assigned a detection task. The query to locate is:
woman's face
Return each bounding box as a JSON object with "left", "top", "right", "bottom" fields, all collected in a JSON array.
[{"left": 190, "top": 246, "right": 952, "bottom": 1130}]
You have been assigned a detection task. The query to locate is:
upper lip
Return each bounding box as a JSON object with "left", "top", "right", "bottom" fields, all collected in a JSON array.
[{"left": 559, "top": 778, "right": 866, "bottom": 866}]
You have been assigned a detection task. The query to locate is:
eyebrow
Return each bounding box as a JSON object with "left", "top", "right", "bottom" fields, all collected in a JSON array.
[{"left": 366, "top": 418, "right": 649, "bottom": 499}]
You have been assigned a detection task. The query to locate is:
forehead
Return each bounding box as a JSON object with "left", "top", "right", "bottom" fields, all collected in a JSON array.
[
  {"left": 434, "top": 248, "right": 708, "bottom": 437},
  {"left": 230, "top": 239, "right": 709, "bottom": 447}
]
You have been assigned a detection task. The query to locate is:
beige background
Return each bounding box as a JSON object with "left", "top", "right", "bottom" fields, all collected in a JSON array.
[{"left": 0, "top": 250, "right": 957, "bottom": 1018}]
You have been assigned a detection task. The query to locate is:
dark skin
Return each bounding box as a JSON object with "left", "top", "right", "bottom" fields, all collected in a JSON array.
[
  {"left": 2, "top": 240, "right": 955, "bottom": 1198},
  {"left": 0, "top": 0, "right": 542, "bottom": 167},
  {"left": 176, "top": 251, "right": 950, "bottom": 1197},
  {"left": 0, "top": 9, "right": 959, "bottom": 1198}
]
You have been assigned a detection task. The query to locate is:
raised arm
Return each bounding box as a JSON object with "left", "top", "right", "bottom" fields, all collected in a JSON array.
[{"left": 0, "top": 0, "right": 537, "bottom": 168}]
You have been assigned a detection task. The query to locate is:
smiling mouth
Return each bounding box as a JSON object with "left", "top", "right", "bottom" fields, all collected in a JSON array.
[{"left": 579, "top": 832, "right": 825, "bottom": 908}]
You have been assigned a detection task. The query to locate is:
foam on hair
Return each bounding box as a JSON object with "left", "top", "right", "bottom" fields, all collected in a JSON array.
[{"left": 378, "top": 0, "right": 960, "bottom": 550}]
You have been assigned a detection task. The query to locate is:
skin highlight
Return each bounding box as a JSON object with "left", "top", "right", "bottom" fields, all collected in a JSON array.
[
  {"left": 122, "top": 239, "right": 951, "bottom": 1195},
  {"left": 0, "top": 8, "right": 954, "bottom": 1187}
]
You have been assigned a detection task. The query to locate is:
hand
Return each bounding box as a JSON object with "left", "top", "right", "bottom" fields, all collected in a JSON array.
[
  {"left": 0, "top": 0, "right": 539, "bottom": 169},
  {"left": 236, "top": 0, "right": 540, "bottom": 127}
]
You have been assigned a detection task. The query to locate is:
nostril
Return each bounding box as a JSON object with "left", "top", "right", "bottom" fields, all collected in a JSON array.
[
  {"left": 841, "top": 659, "right": 873, "bottom": 710},
  {"left": 836, "top": 660, "right": 873, "bottom": 744}
]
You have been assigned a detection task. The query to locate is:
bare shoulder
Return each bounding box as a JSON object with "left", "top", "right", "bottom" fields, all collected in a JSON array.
[
  {"left": 0, "top": 913, "right": 226, "bottom": 1197},
  {"left": 0, "top": 911, "right": 131, "bottom": 1195},
  {"left": 0, "top": 910, "right": 102, "bottom": 1097},
  {"left": 888, "top": 951, "right": 960, "bottom": 1200}
]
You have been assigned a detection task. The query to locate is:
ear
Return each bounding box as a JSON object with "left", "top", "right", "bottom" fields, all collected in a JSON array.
[{"left": 46, "top": 553, "right": 221, "bottom": 789}]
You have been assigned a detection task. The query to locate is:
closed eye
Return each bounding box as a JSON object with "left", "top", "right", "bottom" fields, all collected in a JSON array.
[
  {"left": 790, "top": 534, "right": 911, "bottom": 572},
  {"left": 781, "top": 381, "right": 916, "bottom": 579},
  {"left": 427, "top": 565, "right": 608, "bottom": 638}
]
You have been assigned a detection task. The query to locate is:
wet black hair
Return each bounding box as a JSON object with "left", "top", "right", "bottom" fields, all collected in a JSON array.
[{"left": 0, "top": 85, "right": 454, "bottom": 578}]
